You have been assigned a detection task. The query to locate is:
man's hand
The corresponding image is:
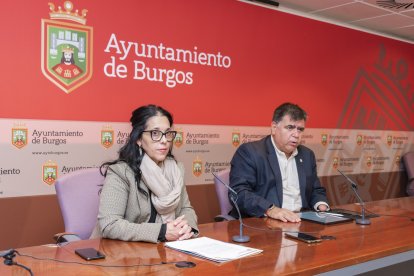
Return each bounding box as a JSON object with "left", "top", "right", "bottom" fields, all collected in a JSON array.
[
  {"left": 317, "top": 204, "right": 329, "bottom": 212},
  {"left": 266, "top": 206, "right": 301, "bottom": 223}
]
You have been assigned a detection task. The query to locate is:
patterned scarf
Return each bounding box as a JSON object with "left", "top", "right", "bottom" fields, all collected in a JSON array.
[{"left": 140, "top": 154, "right": 182, "bottom": 222}]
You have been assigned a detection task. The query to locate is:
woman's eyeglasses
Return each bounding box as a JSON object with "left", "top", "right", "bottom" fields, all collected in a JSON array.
[{"left": 143, "top": 130, "right": 177, "bottom": 142}]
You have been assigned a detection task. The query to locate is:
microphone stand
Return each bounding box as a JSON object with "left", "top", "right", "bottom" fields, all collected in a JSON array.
[
  {"left": 229, "top": 193, "right": 250, "bottom": 243},
  {"left": 212, "top": 172, "right": 250, "bottom": 243},
  {"left": 337, "top": 170, "right": 371, "bottom": 225}
]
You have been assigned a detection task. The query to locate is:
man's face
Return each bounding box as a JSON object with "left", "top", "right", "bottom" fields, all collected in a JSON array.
[
  {"left": 271, "top": 114, "right": 305, "bottom": 156},
  {"left": 64, "top": 52, "right": 72, "bottom": 63}
]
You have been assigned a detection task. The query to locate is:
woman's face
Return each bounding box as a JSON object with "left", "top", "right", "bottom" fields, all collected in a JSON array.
[{"left": 138, "top": 115, "right": 172, "bottom": 165}]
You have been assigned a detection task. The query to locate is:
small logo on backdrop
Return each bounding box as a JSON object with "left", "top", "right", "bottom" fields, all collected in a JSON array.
[
  {"left": 41, "top": 1, "right": 93, "bottom": 93},
  {"left": 386, "top": 135, "right": 393, "bottom": 146},
  {"left": 366, "top": 156, "right": 372, "bottom": 168},
  {"left": 101, "top": 126, "right": 114, "bottom": 148},
  {"left": 376, "top": 1, "right": 414, "bottom": 10},
  {"left": 42, "top": 160, "right": 58, "bottom": 185},
  {"left": 174, "top": 130, "right": 184, "bottom": 148},
  {"left": 332, "top": 157, "right": 339, "bottom": 169},
  {"left": 321, "top": 134, "right": 328, "bottom": 146},
  {"left": 11, "top": 125, "right": 28, "bottom": 149},
  {"left": 192, "top": 157, "right": 203, "bottom": 177},
  {"left": 232, "top": 132, "right": 240, "bottom": 147},
  {"left": 356, "top": 134, "right": 363, "bottom": 146},
  {"left": 395, "top": 155, "right": 401, "bottom": 166}
]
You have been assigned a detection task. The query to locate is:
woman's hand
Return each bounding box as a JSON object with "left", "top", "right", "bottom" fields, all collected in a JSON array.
[{"left": 165, "top": 215, "right": 194, "bottom": 241}]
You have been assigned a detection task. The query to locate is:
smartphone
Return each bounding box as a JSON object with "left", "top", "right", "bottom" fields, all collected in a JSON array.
[
  {"left": 285, "top": 232, "right": 322, "bottom": 243},
  {"left": 75, "top": 248, "right": 106, "bottom": 261}
]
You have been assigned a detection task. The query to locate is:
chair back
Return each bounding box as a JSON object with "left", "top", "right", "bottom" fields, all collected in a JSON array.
[
  {"left": 402, "top": 152, "right": 414, "bottom": 196},
  {"left": 214, "top": 169, "right": 233, "bottom": 218},
  {"left": 54, "top": 168, "right": 104, "bottom": 239}
]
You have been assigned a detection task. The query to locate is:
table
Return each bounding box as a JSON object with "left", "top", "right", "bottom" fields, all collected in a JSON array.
[{"left": 1, "top": 197, "right": 414, "bottom": 275}]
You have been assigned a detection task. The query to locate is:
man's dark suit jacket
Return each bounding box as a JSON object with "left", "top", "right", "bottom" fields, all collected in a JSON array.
[{"left": 229, "top": 135, "right": 328, "bottom": 218}]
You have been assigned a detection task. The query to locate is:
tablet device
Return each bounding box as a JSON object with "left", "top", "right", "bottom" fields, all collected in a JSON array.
[
  {"left": 330, "top": 208, "right": 379, "bottom": 219},
  {"left": 299, "top": 211, "right": 353, "bottom": 225}
]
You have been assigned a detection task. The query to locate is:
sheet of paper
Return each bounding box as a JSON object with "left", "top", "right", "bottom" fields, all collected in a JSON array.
[{"left": 165, "top": 237, "right": 263, "bottom": 263}]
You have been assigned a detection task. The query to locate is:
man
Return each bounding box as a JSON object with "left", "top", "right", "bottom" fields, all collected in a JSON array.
[
  {"left": 52, "top": 46, "right": 83, "bottom": 79},
  {"left": 229, "top": 103, "right": 329, "bottom": 222}
]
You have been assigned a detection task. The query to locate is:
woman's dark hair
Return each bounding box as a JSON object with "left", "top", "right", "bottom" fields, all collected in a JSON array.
[{"left": 100, "top": 104, "right": 175, "bottom": 197}]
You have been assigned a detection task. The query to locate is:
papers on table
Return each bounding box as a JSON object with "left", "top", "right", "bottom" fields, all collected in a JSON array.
[{"left": 165, "top": 237, "right": 263, "bottom": 263}]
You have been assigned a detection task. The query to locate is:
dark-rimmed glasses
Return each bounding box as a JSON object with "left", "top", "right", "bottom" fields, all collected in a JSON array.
[{"left": 142, "top": 130, "right": 177, "bottom": 142}]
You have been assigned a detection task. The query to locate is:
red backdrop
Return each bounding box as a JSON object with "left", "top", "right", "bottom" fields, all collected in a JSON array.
[{"left": 0, "top": 0, "right": 413, "bottom": 129}]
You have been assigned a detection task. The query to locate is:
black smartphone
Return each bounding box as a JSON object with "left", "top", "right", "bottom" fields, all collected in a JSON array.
[
  {"left": 285, "top": 232, "right": 322, "bottom": 243},
  {"left": 75, "top": 248, "right": 106, "bottom": 261}
]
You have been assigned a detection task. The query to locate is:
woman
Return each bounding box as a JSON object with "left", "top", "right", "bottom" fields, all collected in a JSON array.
[{"left": 90, "top": 105, "right": 198, "bottom": 243}]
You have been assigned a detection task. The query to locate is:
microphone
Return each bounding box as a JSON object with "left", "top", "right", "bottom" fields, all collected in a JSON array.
[
  {"left": 0, "top": 249, "right": 15, "bottom": 258},
  {"left": 1, "top": 249, "right": 34, "bottom": 275},
  {"left": 212, "top": 172, "right": 250, "bottom": 243},
  {"left": 337, "top": 170, "right": 371, "bottom": 225}
]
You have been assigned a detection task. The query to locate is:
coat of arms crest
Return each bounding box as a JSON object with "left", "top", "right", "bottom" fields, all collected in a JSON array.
[{"left": 41, "top": 1, "right": 93, "bottom": 93}]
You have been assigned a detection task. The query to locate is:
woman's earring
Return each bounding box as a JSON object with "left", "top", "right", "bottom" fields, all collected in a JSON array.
[{"left": 138, "top": 145, "right": 143, "bottom": 155}]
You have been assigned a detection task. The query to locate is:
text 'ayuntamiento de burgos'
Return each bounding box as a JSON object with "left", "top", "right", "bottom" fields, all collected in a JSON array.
[{"left": 103, "top": 33, "right": 232, "bottom": 88}]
